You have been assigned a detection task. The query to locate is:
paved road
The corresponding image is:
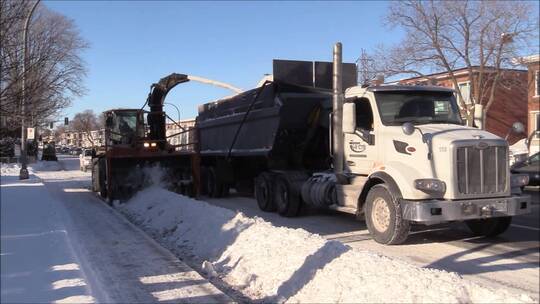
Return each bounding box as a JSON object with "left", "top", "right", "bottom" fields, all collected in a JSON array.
[{"left": 206, "top": 188, "right": 540, "bottom": 300}]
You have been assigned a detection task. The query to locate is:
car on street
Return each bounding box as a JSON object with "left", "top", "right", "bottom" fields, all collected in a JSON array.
[
  {"left": 511, "top": 152, "right": 540, "bottom": 186},
  {"left": 71, "top": 147, "right": 82, "bottom": 155}
]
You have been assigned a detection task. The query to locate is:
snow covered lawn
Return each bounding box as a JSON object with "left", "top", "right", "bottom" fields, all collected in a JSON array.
[
  {"left": 118, "top": 186, "right": 535, "bottom": 303},
  {"left": 1, "top": 163, "right": 94, "bottom": 303}
]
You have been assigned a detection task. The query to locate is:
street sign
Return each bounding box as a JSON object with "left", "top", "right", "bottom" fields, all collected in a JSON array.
[{"left": 27, "top": 127, "right": 35, "bottom": 140}]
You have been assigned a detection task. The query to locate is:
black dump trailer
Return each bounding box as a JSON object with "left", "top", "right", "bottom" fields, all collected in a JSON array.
[{"left": 196, "top": 59, "right": 357, "bottom": 216}]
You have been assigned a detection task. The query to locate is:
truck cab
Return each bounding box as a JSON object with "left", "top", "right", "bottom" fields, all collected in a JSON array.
[{"left": 339, "top": 85, "right": 531, "bottom": 244}]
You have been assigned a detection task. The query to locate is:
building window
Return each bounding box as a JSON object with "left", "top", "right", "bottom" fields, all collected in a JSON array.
[
  {"left": 457, "top": 82, "right": 473, "bottom": 106},
  {"left": 535, "top": 70, "right": 539, "bottom": 97}
]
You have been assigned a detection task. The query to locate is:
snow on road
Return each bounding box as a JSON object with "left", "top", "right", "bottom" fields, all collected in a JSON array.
[
  {"left": 119, "top": 186, "right": 535, "bottom": 303},
  {"left": 1, "top": 159, "right": 230, "bottom": 303}
]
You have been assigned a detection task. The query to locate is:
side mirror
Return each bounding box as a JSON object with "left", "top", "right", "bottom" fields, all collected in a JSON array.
[
  {"left": 511, "top": 122, "right": 525, "bottom": 134},
  {"left": 343, "top": 102, "right": 356, "bottom": 134},
  {"left": 402, "top": 122, "right": 415, "bottom": 135}
]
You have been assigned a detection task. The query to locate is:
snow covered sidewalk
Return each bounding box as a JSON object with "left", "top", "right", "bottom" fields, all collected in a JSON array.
[
  {"left": 119, "top": 186, "right": 536, "bottom": 303},
  {"left": 2, "top": 160, "right": 231, "bottom": 303},
  {"left": 1, "top": 167, "right": 94, "bottom": 303}
]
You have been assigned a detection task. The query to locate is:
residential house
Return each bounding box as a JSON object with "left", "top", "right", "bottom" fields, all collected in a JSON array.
[{"left": 398, "top": 67, "right": 528, "bottom": 144}]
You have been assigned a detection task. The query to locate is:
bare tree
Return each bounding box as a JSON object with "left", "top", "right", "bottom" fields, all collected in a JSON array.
[
  {"left": 0, "top": 2, "right": 88, "bottom": 133},
  {"left": 70, "top": 110, "right": 98, "bottom": 146},
  {"left": 370, "top": 0, "right": 538, "bottom": 126}
]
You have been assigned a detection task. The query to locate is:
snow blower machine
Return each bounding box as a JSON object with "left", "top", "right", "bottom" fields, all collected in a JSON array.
[{"left": 91, "top": 73, "right": 200, "bottom": 203}]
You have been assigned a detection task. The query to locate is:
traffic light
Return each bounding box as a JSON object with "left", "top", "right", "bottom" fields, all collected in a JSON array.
[
  {"left": 49, "top": 122, "right": 54, "bottom": 129},
  {"left": 64, "top": 117, "right": 69, "bottom": 125}
]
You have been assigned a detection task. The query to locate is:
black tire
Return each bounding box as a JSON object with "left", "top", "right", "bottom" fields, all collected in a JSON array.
[
  {"left": 220, "top": 183, "right": 230, "bottom": 197},
  {"left": 274, "top": 174, "right": 301, "bottom": 217},
  {"left": 206, "top": 167, "right": 223, "bottom": 198},
  {"left": 98, "top": 159, "right": 107, "bottom": 199},
  {"left": 255, "top": 172, "right": 276, "bottom": 212},
  {"left": 365, "top": 184, "right": 410, "bottom": 245},
  {"left": 200, "top": 167, "right": 208, "bottom": 195},
  {"left": 465, "top": 217, "right": 512, "bottom": 237}
]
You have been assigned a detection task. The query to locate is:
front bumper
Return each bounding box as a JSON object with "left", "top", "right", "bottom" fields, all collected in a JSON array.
[{"left": 401, "top": 194, "right": 531, "bottom": 223}]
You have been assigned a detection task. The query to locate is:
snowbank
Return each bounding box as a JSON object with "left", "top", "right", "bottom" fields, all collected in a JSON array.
[
  {"left": 118, "top": 187, "right": 533, "bottom": 303},
  {"left": 1, "top": 161, "right": 61, "bottom": 177},
  {"left": 1, "top": 163, "right": 24, "bottom": 176}
]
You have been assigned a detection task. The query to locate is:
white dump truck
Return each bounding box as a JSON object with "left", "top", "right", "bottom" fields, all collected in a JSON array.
[{"left": 334, "top": 83, "right": 531, "bottom": 244}]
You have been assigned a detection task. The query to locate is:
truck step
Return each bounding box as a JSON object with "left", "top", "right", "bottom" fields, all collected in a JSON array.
[{"left": 328, "top": 204, "right": 357, "bottom": 215}]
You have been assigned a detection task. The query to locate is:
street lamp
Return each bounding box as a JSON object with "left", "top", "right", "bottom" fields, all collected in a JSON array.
[
  {"left": 19, "top": 0, "right": 41, "bottom": 180},
  {"left": 164, "top": 102, "right": 181, "bottom": 122}
]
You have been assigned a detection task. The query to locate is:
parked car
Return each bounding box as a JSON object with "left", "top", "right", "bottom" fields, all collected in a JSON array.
[
  {"left": 511, "top": 152, "right": 540, "bottom": 186},
  {"left": 71, "top": 147, "right": 82, "bottom": 155},
  {"left": 79, "top": 148, "right": 93, "bottom": 172}
]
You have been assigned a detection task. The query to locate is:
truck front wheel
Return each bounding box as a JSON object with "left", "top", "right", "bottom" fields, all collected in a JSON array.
[
  {"left": 365, "top": 184, "right": 410, "bottom": 245},
  {"left": 465, "top": 217, "right": 512, "bottom": 237}
]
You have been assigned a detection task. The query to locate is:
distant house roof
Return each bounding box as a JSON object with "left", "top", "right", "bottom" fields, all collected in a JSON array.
[
  {"left": 397, "top": 66, "right": 527, "bottom": 83},
  {"left": 515, "top": 54, "right": 540, "bottom": 64}
]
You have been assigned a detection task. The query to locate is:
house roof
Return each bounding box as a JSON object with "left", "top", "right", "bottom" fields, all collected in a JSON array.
[
  {"left": 398, "top": 66, "right": 527, "bottom": 82},
  {"left": 515, "top": 54, "right": 540, "bottom": 64}
]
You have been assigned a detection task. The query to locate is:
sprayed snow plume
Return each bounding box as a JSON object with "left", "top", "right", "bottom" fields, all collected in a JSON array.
[{"left": 118, "top": 186, "right": 534, "bottom": 303}]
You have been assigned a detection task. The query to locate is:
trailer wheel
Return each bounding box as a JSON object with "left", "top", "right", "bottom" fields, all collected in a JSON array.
[
  {"left": 465, "top": 217, "right": 512, "bottom": 237},
  {"left": 255, "top": 172, "right": 276, "bottom": 212},
  {"left": 274, "top": 174, "right": 301, "bottom": 217},
  {"left": 206, "top": 167, "right": 224, "bottom": 198},
  {"left": 365, "top": 184, "right": 410, "bottom": 245},
  {"left": 98, "top": 159, "right": 107, "bottom": 199}
]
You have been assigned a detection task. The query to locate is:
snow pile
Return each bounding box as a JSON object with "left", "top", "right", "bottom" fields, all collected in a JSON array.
[
  {"left": 1, "top": 161, "right": 62, "bottom": 177},
  {"left": 510, "top": 138, "right": 529, "bottom": 156},
  {"left": 118, "top": 187, "right": 533, "bottom": 303},
  {"left": 1, "top": 163, "right": 24, "bottom": 176}
]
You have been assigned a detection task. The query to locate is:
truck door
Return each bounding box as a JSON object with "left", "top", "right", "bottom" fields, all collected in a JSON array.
[{"left": 344, "top": 98, "right": 377, "bottom": 174}]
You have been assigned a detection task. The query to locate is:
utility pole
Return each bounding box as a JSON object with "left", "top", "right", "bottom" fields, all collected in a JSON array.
[{"left": 19, "top": 0, "right": 41, "bottom": 180}]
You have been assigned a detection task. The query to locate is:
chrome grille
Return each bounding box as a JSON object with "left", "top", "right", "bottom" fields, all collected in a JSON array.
[{"left": 456, "top": 145, "right": 507, "bottom": 195}]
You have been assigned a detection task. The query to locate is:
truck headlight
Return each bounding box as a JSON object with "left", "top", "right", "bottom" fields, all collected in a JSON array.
[
  {"left": 511, "top": 174, "right": 529, "bottom": 188},
  {"left": 414, "top": 179, "right": 446, "bottom": 194},
  {"left": 143, "top": 142, "right": 150, "bottom": 148}
]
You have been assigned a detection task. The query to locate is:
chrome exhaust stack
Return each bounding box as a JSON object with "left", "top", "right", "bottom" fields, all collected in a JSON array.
[{"left": 332, "top": 42, "right": 344, "bottom": 176}]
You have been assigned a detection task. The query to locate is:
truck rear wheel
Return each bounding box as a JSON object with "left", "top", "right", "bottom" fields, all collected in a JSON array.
[
  {"left": 274, "top": 174, "right": 301, "bottom": 217},
  {"left": 465, "top": 217, "right": 512, "bottom": 237},
  {"left": 255, "top": 172, "right": 276, "bottom": 212},
  {"left": 365, "top": 184, "right": 410, "bottom": 245},
  {"left": 206, "top": 167, "right": 224, "bottom": 198}
]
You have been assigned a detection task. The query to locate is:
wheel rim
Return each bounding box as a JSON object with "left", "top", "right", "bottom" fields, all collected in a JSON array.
[{"left": 371, "top": 197, "right": 390, "bottom": 232}]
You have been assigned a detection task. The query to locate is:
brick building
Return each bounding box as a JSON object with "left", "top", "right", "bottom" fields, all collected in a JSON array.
[
  {"left": 398, "top": 67, "right": 528, "bottom": 144},
  {"left": 519, "top": 55, "right": 539, "bottom": 154}
]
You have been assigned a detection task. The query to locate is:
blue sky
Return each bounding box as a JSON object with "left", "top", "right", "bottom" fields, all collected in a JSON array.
[{"left": 45, "top": 1, "right": 402, "bottom": 120}]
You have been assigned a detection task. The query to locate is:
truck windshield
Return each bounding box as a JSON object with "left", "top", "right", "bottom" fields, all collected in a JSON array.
[{"left": 375, "top": 91, "right": 463, "bottom": 126}]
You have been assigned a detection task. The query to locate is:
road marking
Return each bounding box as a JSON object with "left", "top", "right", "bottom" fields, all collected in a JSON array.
[{"left": 511, "top": 224, "right": 540, "bottom": 231}]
